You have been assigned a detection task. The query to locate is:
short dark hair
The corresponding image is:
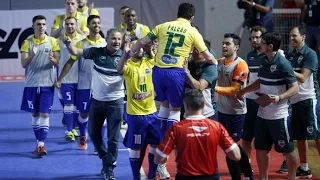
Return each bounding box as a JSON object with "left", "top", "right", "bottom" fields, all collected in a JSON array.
[
  {"left": 106, "top": 28, "right": 121, "bottom": 39},
  {"left": 183, "top": 89, "right": 205, "bottom": 111},
  {"left": 32, "top": 15, "right": 46, "bottom": 24},
  {"left": 87, "top": 15, "right": 100, "bottom": 25},
  {"left": 204, "top": 39, "right": 211, "bottom": 49},
  {"left": 250, "top": 25, "right": 266, "bottom": 34},
  {"left": 292, "top": 26, "right": 306, "bottom": 36},
  {"left": 120, "top": 6, "right": 130, "bottom": 11},
  {"left": 224, "top": 33, "right": 242, "bottom": 46},
  {"left": 177, "top": 3, "right": 195, "bottom": 20},
  {"left": 261, "top": 32, "right": 281, "bottom": 51}
]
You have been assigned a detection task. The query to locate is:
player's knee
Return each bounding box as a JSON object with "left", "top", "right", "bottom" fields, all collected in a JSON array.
[
  {"left": 129, "top": 149, "right": 141, "bottom": 158},
  {"left": 161, "top": 101, "right": 169, "bottom": 108},
  {"left": 63, "top": 105, "right": 73, "bottom": 114},
  {"left": 80, "top": 113, "right": 89, "bottom": 119},
  {"left": 40, "top": 113, "right": 49, "bottom": 118},
  {"left": 170, "top": 106, "right": 181, "bottom": 111}
]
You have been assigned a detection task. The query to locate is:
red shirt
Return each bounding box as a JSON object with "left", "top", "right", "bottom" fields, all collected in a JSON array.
[{"left": 156, "top": 115, "right": 237, "bottom": 176}]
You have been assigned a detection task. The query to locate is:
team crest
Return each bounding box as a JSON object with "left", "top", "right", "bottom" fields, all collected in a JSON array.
[
  {"left": 44, "top": 48, "right": 50, "bottom": 54},
  {"left": 270, "top": 65, "right": 277, "bottom": 72},
  {"left": 278, "top": 140, "right": 285, "bottom": 148},
  {"left": 145, "top": 68, "right": 151, "bottom": 74},
  {"left": 307, "top": 126, "right": 314, "bottom": 134},
  {"left": 297, "top": 56, "right": 304, "bottom": 64},
  {"left": 114, "top": 57, "right": 120, "bottom": 66}
]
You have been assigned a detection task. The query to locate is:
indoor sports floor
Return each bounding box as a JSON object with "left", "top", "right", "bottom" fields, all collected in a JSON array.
[{"left": 0, "top": 81, "right": 319, "bottom": 179}]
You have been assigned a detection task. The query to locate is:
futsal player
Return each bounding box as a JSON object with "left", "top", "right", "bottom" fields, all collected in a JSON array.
[
  {"left": 242, "top": 25, "right": 266, "bottom": 162},
  {"left": 20, "top": 15, "right": 60, "bottom": 156},
  {"left": 55, "top": 17, "right": 85, "bottom": 141},
  {"left": 77, "top": 0, "right": 99, "bottom": 16},
  {"left": 117, "top": 38, "right": 161, "bottom": 180},
  {"left": 129, "top": 3, "right": 217, "bottom": 177},
  {"left": 215, "top": 33, "right": 253, "bottom": 179},
  {"left": 237, "top": 32, "right": 298, "bottom": 180},
  {"left": 50, "top": 0, "right": 89, "bottom": 38},
  {"left": 286, "top": 26, "right": 320, "bottom": 178},
  {"left": 56, "top": 15, "right": 106, "bottom": 150},
  {"left": 121, "top": 9, "right": 150, "bottom": 39}
]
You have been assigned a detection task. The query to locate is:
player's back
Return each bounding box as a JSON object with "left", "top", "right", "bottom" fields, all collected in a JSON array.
[
  {"left": 151, "top": 18, "right": 206, "bottom": 68},
  {"left": 173, "top": 118, "right": 229, "bottom": 175}
]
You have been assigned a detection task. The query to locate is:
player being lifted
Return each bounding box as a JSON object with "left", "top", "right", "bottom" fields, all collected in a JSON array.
[
  {"left": 20, "top": 15, "right": 60, "bottom": 156},
  {"left": 56, "top": 15, "right": 107, "bottom": 149},
  {"left": 130, "top": 3, "right": 217, "bottom": 178},
  {"left": 117, "top": 37, "right": 160, "bottom": 180}
]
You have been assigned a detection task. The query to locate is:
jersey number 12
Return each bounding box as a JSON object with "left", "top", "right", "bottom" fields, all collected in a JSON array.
[{"left": 164, "top": 32, "right": 185, "bottom": 57}]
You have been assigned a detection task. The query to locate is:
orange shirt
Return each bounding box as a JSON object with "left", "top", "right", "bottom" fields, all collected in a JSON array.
[{"left": 156, "top": 115, "right": 237, "bottom": 176}]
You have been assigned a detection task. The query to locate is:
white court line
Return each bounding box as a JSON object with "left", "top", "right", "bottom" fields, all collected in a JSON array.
[{"left": 120, "top": 129, "right": 147, "bottom": 180}]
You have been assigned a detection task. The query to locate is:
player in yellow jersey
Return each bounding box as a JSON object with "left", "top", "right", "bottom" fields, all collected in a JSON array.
[
  {"left": 117, "top": 38, "right": 160, "bottom": 180},
  {"left": 51, "top": 0, "right": 89, "bottom": 38},
  {"left": 121, "top": 9, "right": 150, "bottom": 40},
  {"left": 119, "top": 6, "right": 130, "bottom": 32},
  {"left": 77, "top": 0, "right": 99, "bottom": 16},
  {"left": 130, "top": 2, "right": 217, "bottom": 140}
]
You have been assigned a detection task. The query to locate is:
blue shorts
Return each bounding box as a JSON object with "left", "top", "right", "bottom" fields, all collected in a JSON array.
[
  {"left": 21, "top": 86, "right": 54, "bottom": 114},
  {"left": 61, "top": 83, "right": 77, "bottom": 105},
  {"left": 76, "top": 89, "right": 91, "bottom": 113},
  {"left": 218, "top": 112, "right": 245, "bottom": 142},
  {"left": 123, "top": 112, "right": 161, "bottom": 149},
  {"left": 152, "top": 66, "right": 186, "bottom": 108},
  {"left": 123, "top": 101, "right": 127, "bottom": 121}
]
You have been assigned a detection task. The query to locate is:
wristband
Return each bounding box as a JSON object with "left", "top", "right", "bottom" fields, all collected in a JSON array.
[
  {"left": 185, "top": 69, "right": 190, "bottom": 74},
  {"left": 278, "top": 95, "right": 282, "bottom": 102},
  {"left": 252, "top": 2, "right": 256, "bottom": 6}
]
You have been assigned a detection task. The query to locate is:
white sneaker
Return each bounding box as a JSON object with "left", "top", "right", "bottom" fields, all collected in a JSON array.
[{"left": 157, "top": 164, "right": 170, "bottom": 179}]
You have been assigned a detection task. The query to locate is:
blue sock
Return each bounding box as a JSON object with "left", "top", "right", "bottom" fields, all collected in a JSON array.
[
  {"left": 78, "top": 116, "right": 88, "bottom": 137},
  {"left": 148, "top": 147, "right": 158, "bottom": 179},
  {"left": 64, "top": 112, "right": 73, "bottom": 131},
  {"left": 72, "top": 112, "right": 78, "bottom": 129},
  {"left": 38, "top": 117, "right": 49, "bottom": 142},
  {"left": 129, "top": 157, "right": 141, "bottom": 180}
]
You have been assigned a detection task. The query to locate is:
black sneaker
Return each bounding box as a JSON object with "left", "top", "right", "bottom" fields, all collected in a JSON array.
[
  {"left": 276, "top": 160, "right": 288, "bottom": 174},
  {"left": 296, "top": 166, "right": 312, "bottom": 179},
  {"left": 104, "top": 169, "right": 115, "bottom": 180}
]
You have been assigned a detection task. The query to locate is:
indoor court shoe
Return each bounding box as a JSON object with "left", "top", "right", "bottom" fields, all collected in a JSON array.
[
  {"left": 35, "top": 146, "right": 47, "bottom": 157},
  {"left": 276, "top": 160, "right": 288, "bottom": 174},
  {"left": 65, "top": 131, "right": 75, "bottom": 142},
  {"left": 157, "top": 164, "right": 170, "bottom": 179},
  {"left": 79, "top": 136, "right": 88, "bottom": 150},
  {"left": 295, "top": 167, "right": 312, "bottom": 179},
  {"left": 72, "top": 129, "right": 79, "bottom": 138},
  {"left": 103, "top": 167, "right": 115, "bottom": 180}
]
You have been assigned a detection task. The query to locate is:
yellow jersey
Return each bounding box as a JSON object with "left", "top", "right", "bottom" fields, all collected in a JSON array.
[
  {"left": 120, "top": 23, "right": 150, "bottom": 39},
  {"left": 123, "top": 57, "right": 157, "bottom": 115},
  {"left": 52, "top": 12, "right": 89, "bottom": 34},
  {"left": 21, "top": 35, "right": 60, "bottom": 52},
  {"left": 77, "top": 6, "right": 99, "bottom": 16},
  {"left": 147, "top": 18, "right": 207, "bottom": 68}
]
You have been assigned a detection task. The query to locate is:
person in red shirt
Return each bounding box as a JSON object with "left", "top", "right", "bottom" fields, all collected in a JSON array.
[{"left": 154, "top": 89, "right": 241, "bottom": 180}]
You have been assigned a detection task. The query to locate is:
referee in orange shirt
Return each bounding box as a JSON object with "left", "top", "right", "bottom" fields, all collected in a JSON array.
[{"left": 154, "top": 89, "right": 241, "bottom": 180}]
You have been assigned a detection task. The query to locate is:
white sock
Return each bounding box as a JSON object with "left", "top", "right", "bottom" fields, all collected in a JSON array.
[
  {"left": 168, "top": 111, "right": 180, "bottom": 123},
  {"left": 158, "top": 106, "right": 170, "bottom": 119},
  {"left": 37, "top": 141, "right": 44, "bottom": 147},
  {"left": 300, "top": 163, "right": 308, "bottom": 171}
]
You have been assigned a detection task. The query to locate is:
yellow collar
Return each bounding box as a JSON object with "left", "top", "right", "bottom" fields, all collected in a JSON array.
[
  {"left": 176, "top": 18, "right": 191, "bottom": 24},
  {"left": 64, "top": 32, "right": 80, "bottom": 41},
  {"left": 32, "top": 35, "right": 48, "bottom": 44},
  {"left": 86, "top": 35, "right": 104, "bottom": 45},
  {"left": 65, "top": 11, "right": 81, "bottom": 19}
]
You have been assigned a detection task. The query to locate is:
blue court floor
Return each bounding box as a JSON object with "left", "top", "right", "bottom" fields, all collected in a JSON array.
[{"left": 0, "top": 82, "right": 132, "bottom": 179}]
